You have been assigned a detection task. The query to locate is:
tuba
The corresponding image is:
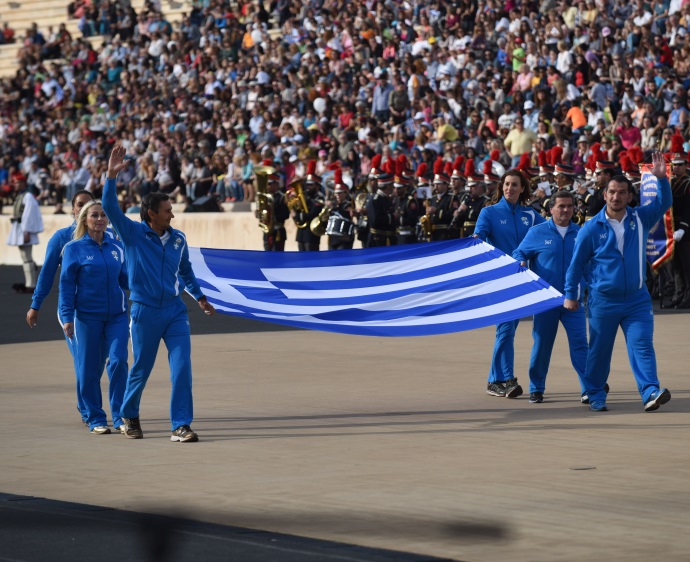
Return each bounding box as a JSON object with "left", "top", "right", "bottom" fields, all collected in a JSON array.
[
  {"left": 310, "top": 205, "right": 331, "bottom": 236},
  {"left": 285, "top": 177, "right": 310, "bottom": 229},
  {"left": 254, "top": 165, "right": 276, "bottom": 234}
]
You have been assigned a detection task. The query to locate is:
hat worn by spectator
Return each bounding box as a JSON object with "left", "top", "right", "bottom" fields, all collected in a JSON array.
[
  {"left": 524, "top": 100, "right": 535, "bottom": 110},
  {"left": 554, "top": 163, "right": 575, "bottom": 176}
]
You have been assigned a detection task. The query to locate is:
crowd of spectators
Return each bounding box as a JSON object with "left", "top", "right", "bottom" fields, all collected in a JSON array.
[{"left": 3, "top": 0, "right": 690, "bottom": 213}]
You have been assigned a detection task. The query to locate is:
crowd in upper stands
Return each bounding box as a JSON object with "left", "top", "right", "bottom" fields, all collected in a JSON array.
[{"left": 2, "top": 0, "right": 690, "bottom": 211}]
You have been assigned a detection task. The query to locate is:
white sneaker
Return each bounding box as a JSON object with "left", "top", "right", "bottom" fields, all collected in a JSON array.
[{"left": 90, "top": 426, "right": 111, "bottom": 435}]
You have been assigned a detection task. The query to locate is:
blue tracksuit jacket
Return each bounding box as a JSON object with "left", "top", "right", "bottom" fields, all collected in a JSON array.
[
  {"left": 565, "top": 177, "right": 672, "bottom": 300},
  {"left": 102, "top": 178, "right": 203, "bottom": 304},
  {"left": 474, "top": 197, "right": 545, "bottom": 255},
  {"left": 59, "top": 233, "right": 128, "bottom": 323}
]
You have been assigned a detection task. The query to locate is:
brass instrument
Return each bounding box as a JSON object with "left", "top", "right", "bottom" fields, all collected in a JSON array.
[
  {"left": 285, "top": 177, "right": 309, "bottom": 229},
  {"left": 254, "top": 165, "right": 276, "bottom": 234},
  {"left": 418, "top": 200, "right": 433, "bottom": 241},
  {"left": 310, "top": 205, "right": 331, "bottom": 236}
]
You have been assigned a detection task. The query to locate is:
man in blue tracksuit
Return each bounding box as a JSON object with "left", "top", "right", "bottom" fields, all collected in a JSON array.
[
  {"left": 26, "top": 190, "right": 99, "bottom": 423},
  {"left": 475, "top": 170, "right": 545, "bottom": 398},
  {"left": 564, "top": 151, "right": 672, "bottom": 412},
  {"left": 104, "top": 145, "right": 216, "bottom": 442},
  {"left": 513, "top": 191, "right": 587, "bottom": 404}
]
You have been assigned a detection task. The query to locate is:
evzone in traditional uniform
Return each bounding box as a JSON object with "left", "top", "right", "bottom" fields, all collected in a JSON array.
[
  {"left": 366, "top": 163, "right": 398, "bottom": 247},
  {"left": 393, "top": 155, "right": 420, "bottom": 245},
  {"left": 293, "top": 160, "right": 325, "bottom": 251},
  {"left": 7, "top": 176, "right": 44, "bottom": 293},
  {"left": 327, "top": 168, "right": 355, "bottom": 250},
  {"left": 426, "top": 157, "right": 459, "bottom": 241}
]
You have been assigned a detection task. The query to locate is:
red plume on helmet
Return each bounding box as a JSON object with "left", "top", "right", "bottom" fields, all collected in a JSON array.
[
  {"left": 490, "top": 149, "right": 500, "bottom": 162},
  {"left": 370, "top": 154, "right": 382, "bottom": 176},
  {"left": 517, "top": 153, "right": 531, "bottom": 171},
  {"left": 397, "top": 154, "right": 408, "bottom": 170},
  {"left": 537, "top": 150, "right": 548, "bottom": 168},
  {"left": 433, "top": 156, "right": 444, "bottom": 176},
  {"left": 444, "top": 160, "right": 454, "bottom": 177},
  {"left": 453, "top": 155, "right": 465, "bottom": 172},
  {"left": 550, "top": 146, "right": 563, "bottom": 166},
  {"left": 334, "top": 167, "right": 343, "bottom": 184},
  {"left": 416, "top": 162, "right": 429, "bottom": 181},
  {"left": 671, "top": 132, "right": 684, "bottom": 154},
  {"left": 483, "top": 159, "right": 493, "bottom": 175},
  {"left": 262, "top": 159, "right": 273, "bottom": 167},
  {"left": 306, "top": 160, "right": 317, "bottom": 176},
  {"left": 587, "top": 142, "right": 602, "bottom": 172},
  {"left": 619, "top": 153, "right": 634, "bottom": 173},
  {"left": 464, "top": 158, "right": 475, "bottom": 177},
  {"left": 628, "top": 146, "right": 643, "bottom": 166}
]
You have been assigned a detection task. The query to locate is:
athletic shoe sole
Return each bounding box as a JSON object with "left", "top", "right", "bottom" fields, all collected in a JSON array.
[
  {"left": 170, "top": 434, "right": 199, "bottom": 443},
  {"left": 644, "top": 389, "right": 671, "bottom": 412},
  {"left": 506, "top": 385, "right": 523, "bottom": 399},
  {"left": 486, "top": 389, "right": 507, "bottom": 397}
]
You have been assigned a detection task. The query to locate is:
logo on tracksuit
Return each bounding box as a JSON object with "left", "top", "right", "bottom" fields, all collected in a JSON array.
[
  {"left": 86, "top": 255, "right": 94, "bottom": 260},
  {"left": 545, "top": 239, "right": 553, "bottom": 245},
  {"left": 521, "top": 216, "right": 530, "bottom": 226},
  {"left": 174, "top": 237, "right": 182, "bottom": 250},
  {"left": 111, "top": 251, "right": 119, "bottom": 261}
]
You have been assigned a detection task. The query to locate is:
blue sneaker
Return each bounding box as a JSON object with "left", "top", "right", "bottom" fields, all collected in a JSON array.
[
  {"left": 644, "top": 388, "right": 671, "bottom": 412},
  {"left": 590, "top": 401, "right": 608, "bottom": 412}
]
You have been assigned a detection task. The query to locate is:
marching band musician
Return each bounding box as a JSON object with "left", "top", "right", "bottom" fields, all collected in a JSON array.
[
  {"left": 670, "top": 151, "right": 690, "bottom": 309},
  {"left": 264, "top": 166, "right": 289, "bottom": 252},
  {"left": 553, "top": 163, "right": 576, "bottom": 191},
  {"left": 354, "top": 154, "right": 381, "bottom": 248},
  {"left": 449, "top": 155, "right": 466, "bottom": 196},
  {"left": 366, "top": 168, "right": 398, "bottom": 247},
  {"left": 427, "top": 158, "right": 460, "bottom": 241},
  {"left": 328, "top": 168, "right": 355, "bottom": 250},
  {"left": 414, "top": 162, "right": 431, "bottom": 242},
  {"left": 394, "top": 156, "right": 419, "bottom": 245},
  {"left": 453, "top": 170, "right": 490, "bottom": 238},
  {"left": 581, "top": 160, "right": 616, "bottom": 220},
  {"left": 293, "top": 160, "right": 325, "bottom": 251}
]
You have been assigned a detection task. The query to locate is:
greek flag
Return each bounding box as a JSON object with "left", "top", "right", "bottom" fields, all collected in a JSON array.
[{"left": 189, "top": 238, "right": 564, "bottom": 337}]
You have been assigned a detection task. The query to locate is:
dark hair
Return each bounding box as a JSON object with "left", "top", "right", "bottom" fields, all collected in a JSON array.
[
  {"left": 607, "top": 175, "right": 633, "bottom": 194},
  {"left": 493, "top": 170, "right": 531, "bottom": 204},
  {"left": 140, "top": 192, "right": 170, "bottom": 223},
  {"left": 549, "top": 190, "right": 576, "bottom": 207},
  {"left": 71, "top": 189, "right": 94, "bottom": 206}
]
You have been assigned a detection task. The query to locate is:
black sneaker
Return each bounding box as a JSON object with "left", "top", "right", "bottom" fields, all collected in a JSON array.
[
  {"left": 504, "top": 377, "right": 523, "bottom": 399},
  {"left": 644, "top": 388, "right": 671, "bottom": 412},
  {"left": 122, "top": 417, "right": 143, "bottom": 439},
  {"left": 171, "top": 425, "right": 199, "bottom": 443},
  {"left": 581, "top": 383, "right": 610, "bottom": 405},
  {"left": 529, "top": 392, "right": 544, "bottom": 403},
  {"left": 486, "top": 381, "right": 507, "bottom": 397}
]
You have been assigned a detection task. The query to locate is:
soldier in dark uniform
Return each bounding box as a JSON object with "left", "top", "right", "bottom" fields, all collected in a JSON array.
[
  {"left": 454, "top": 174, "right": 490, "bottom": 238},
  {"left": 414, "top": 162, "right": 432, "bottom": 242},
  {"left": 670, "top": 153, "right": 690, "bottom": 308},
  {"left": 581, "top": 160, "right": 616, "bottom": 220},
  {"left": 354, "top": 154, "right": 381, "bottom": 248},
  {"left": 427, "top": 161, "right": 460, "bottom": 241},
  {"left": 366, "top": 172, "right": 398, "bottom": 247},
  {"left": 449, "top": 156, "right": 466, "bottom": 198},
  {"left": 293, "top": 160, "right": 324, "bottom": 251},
  {"left": 328, "top": 169, "right": 355, "bottom": 250},
  {"left": 394, "top": 164, "right": 419, "bottom": 245},
  {"left": 263, "top": 172, "right": 290, "bottom": 251}
]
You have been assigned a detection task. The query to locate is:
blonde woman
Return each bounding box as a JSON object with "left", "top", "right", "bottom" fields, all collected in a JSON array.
[{"left": 59, "top": 200, "right": 129, "bottom": 435}]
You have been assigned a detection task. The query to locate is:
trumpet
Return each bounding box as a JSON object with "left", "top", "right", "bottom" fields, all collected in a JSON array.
[{"left": 254, "top": 165, "right": 276, "bottom": 234}]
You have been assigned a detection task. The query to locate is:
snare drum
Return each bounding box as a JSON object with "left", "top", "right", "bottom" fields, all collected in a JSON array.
[{"left": 326, "top": 215, "right": 355, "bottom": 237}]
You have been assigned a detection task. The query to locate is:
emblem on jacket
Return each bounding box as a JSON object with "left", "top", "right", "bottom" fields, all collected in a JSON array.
[
  {"left": 630, "top": 221, "right": 636, "bottom": 230},
  {"left": 545, "top": 239, "right": 552, "bottom": 245},
  {"left": 500, "top": 220, "right": 507, "bottom": 224},
  {"left": 174, "top": 237, "right": 182, "bottom": 250},
  {"left": 112, "top": 250, "right": 119, "bottom": 261},
  {"left": 521, "top": 216, "right": 530, "bottom": 226},
  {"left": 86, "top": 255, "right": 94, "bottom": 260}
]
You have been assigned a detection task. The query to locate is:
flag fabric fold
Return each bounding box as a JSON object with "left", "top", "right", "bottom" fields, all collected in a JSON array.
[{"left": 189, "top": 238, "right": 564, "bottom": 337}]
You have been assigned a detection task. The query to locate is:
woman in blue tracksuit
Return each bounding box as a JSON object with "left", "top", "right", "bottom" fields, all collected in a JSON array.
[
  {"left": 513, "top": 191, "right": 587, "bottom": 403},
  {"left": 474, "top": 170, "right": 545, "bottom": 398},
  {"left": 564, "top": 151, "right": 672, "bottom": 412},
  {"left": 59, "top": 200, "right": 129, "bottom": 434},
  {"left": 27, "top": 190, "right": 96, "bottom": 423}
]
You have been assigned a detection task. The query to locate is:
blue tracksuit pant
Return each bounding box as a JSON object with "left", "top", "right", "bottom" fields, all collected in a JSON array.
[
  {"left": 529, "top": 306, "right": 587, "bottom": 394},
  {"left": 74, "top": 313, "right": 128, "bottom": 429},
  {"left": 584, "top": 290, "right": 661, "bottom": 405},
  {"left": 122, "top": 299, "right": 193, "bottom": 430},
  {"left": 488, "top": 320, "right": 519, "bottom": 382}
]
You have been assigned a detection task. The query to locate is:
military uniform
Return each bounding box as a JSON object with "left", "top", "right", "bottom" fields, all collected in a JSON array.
[
  {"left": 455, "top": 193, "right": 490, "bottom": 237},
  {"left": 396, "top": 191, "right": 420, "bottom": 244},
  {"left": 264, "top": 190, "right": 290, "bottom": 251},
  {"left": 328, "top": 199, "right": 355, "bottom": 250},
  {"left": 366, "top": 190, "right": 397, "bottom": 247},
  {"left": 295, "top": 194, "right": 324, "bottom": 251},
  {"left": 671, "top": 172, "right": 690, "bottom": 307},
  {"left": 429, "top": 191, "right": 460, "bottom": 241}
]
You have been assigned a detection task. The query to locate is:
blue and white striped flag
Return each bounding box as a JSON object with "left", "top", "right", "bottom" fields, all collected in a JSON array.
[{"left": 189, "top": 238, "right": 564, "bottom": 337}]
